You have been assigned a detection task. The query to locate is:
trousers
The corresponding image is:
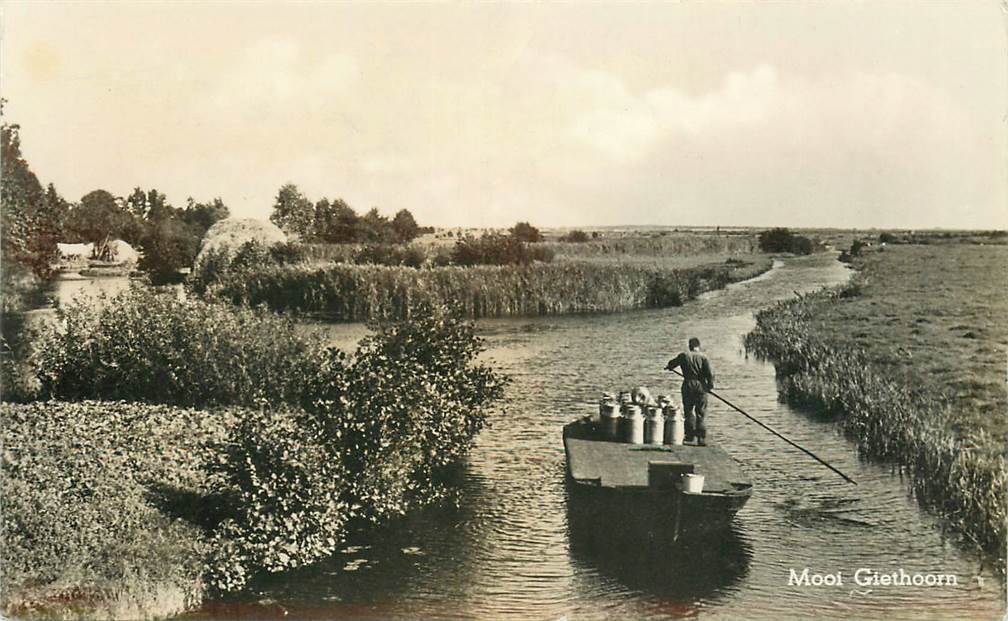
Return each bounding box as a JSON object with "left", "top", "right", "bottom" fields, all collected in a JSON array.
[{"left": 681, "top": 384, "right": 708, "bottom": 442}]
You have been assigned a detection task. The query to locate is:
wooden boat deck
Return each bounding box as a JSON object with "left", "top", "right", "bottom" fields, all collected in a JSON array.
[{"left": 563, "top": 419, "right": 750, "bottom": 493}]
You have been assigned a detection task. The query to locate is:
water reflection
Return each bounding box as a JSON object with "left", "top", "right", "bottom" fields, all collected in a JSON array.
[
  {"left": 567, "top": 495, "right": 752, "bottom": 604},
  {"left": 182, "top": 255, "right": 1004, "bottom": 621}
]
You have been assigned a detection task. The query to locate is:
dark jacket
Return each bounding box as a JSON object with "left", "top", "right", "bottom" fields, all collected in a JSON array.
[{"left": 666, "top": 351, "right": 714, "bottom": 393}]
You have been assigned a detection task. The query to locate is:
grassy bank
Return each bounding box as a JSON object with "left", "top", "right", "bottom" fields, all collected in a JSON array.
[
  {"left": 3, "top": 289, "right": 506, "bottom": 618},
  {"left": 745, "top": 245, "right": 1007, "bottom": 564},
  {"left": 1, "top": 401, "right": 229, "bottom": 620},
  {"left": 202, "top": 257, "right": 772, "bottom": 321}
]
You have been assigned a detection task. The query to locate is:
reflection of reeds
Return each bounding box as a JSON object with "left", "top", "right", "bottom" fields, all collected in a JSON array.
[
  {"left": 745, "top": 281, "right": 1007, "bottom": 567},
  {"left": 207, "top": 259, "right": 771, "bottom": 321}
]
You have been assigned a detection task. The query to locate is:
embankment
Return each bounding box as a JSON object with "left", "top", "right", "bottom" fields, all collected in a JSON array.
[
  {"left": 3, "top": 290, "right": 506, "bottom": 619},
  {"left": 745, "top": 245, "right": 1007, "bottom": 567},
  {"left": 204, "top": 257, "right": 772, "bottom": 321}
]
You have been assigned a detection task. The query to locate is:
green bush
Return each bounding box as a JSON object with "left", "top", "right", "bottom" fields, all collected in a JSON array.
[
  {"left": 758, "top": 227, "right": 816, "bottom": 255},
  {"left": 353, "top": 243, "right": 427, "bottom": 267},
  {"left": 449, "top": 234, "right": 554, "bottom": 266},
  {"left": 35, "top": 286, "right": 322, "bottom": 407},
  {"left": 560, "top": 229, "right": 590, "bottom": 243},
  {"left": 29, "top": 290, "right": 509, "bottom": 594},
  {"left": 209, "top": 309, "right": 506, "bottom": 591},
  {"left": 509, "top": 221, "right": 543, "bottom": 242}
]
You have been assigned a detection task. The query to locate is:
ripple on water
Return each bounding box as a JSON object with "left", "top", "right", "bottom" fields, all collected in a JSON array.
[{"left": 198, "top": 256, "right": 1003, "bottom": 621}]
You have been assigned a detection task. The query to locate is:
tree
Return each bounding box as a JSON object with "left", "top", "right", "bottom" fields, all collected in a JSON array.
[
  {"left": 391, "top": 209, "right": 420, "bottom": 243},
  {"left": 757, "top": 227, "right": 815, "bottom": 255},
  {"left": 138, "top": 217, "right": 202, "bottom": 284},
  {"left": 315, "top": 198, "right": 359, "bottom": 243},
  {"left": 358, "top": 208, "right": 396, "bottom": 244},
  {"left": 270, "top": 183, "right": 315, "bottom": 239},
  {"left": 509, "top": 221, "right": 543, "bottom": 243},
  {"left": 1, "top": 115, "right": 52, "bottom": 278},
  {"left": 62, "top": 190, "right": 145, "bottom": 246},
  {"left": 181, "top": 197, "right": 229, "bottom": 234}
]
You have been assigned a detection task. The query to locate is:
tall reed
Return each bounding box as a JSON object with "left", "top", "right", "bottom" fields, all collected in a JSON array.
[{"left": 204, "top": 259, "right": 771, "bottom": 321}]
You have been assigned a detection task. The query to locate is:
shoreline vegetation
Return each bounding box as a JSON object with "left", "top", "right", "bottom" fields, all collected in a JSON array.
[
  {"left": 2, "top": 291, "right": 507, "bottom": 619},
  {"left": 196, "top": 256, "right": 773, "bottom": 322},
  {"left": 745, "top": 243, "right": 1007, "bottom": 570},
  {"left": 1, "top": 229, "right": 776, "bottom": 620}
]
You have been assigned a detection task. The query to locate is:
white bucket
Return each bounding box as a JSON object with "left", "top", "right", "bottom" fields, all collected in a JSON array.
[{"left": 683, "top": 473, "right": 705, "bottom": 494}]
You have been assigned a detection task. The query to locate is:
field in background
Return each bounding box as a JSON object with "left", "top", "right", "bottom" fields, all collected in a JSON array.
[
  {"left": 795, "top": 245, "right": 1006, "bottom": 440},
  {"left": 746, "top": 243, "right": 1007, "bottom": 564}
]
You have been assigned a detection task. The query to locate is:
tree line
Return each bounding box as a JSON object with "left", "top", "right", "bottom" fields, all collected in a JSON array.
[
  {"left": 1, "top": 108, "right": 230, "bottom": 286},
  {"left": 270, "top": 183, "right": 430, "bottom": 244}
]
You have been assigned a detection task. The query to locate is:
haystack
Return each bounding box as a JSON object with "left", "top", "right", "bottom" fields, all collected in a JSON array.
[{"left": 195, "top": 218, "right": 287, "bottom": 267}]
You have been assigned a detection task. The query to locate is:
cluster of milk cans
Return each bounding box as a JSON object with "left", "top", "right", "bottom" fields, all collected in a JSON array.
[{"left": 597, "top": 388, "right": 686, "bottom": 446}]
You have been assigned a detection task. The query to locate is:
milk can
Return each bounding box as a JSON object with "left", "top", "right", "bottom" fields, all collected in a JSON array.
[
  {"left": 622, "top": 403, "right": 644, "bottom": 444},
  {"left": 663, "top": 403, "right": 685, "bottom": 445},
  {"left": 643, "top": 403, "right": 665, "bottom": 444},
  {"left": 599, "top": 393, "right": 620, "bottom": 440}
]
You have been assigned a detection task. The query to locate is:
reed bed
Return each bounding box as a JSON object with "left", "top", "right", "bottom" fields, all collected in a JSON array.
[
  {"left": 544, "top": 232, "right": 758, "bottom": 258},
  {"left": 205, "top": 258, "right": 771, "bottom": 321},
  {"left": 745, "top": 245, "right": 1007, "bottom": 567}
]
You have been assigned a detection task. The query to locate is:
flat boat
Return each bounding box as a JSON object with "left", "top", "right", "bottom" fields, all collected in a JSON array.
[{"left": 563, "top": 417, "right": 752, "bottom": 542}]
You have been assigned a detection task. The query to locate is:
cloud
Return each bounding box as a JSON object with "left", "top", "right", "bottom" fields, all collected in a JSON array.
[
  {"left": 567, "top": 63, "right": 780, "bottom": 161},
  {"left": 209, "top": 36, "right": 360, "bottom": 121}
]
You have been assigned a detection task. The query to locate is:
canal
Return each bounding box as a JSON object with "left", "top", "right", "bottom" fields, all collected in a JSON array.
[
  {"left": 188, "top": 253, "right": 1002, "bottom": 620},
  {"left": 37, "top": 257, "right": 1003, "bottom": 620}
]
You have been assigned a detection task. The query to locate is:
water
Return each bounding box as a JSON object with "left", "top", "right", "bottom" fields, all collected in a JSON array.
[
  {"left": 76, "top": 257, "right": 999, "bottom": 620},
  {"left": 27, "top": 262, "right": 1004, "bottom": 620}
]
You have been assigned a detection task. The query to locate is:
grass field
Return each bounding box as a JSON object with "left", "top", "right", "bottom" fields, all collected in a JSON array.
[
  {"left": 746, "top": 244, "right": 1007, "bottom": 564},
  {"left": 795, "top": 245, "right": 1006, "bottom": 441}
]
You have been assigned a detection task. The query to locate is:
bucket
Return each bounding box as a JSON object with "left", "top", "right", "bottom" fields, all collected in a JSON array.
[
  {"left": 682, "top": 473, "right": 705, "bottom": 494},
  {"left": 648, "top": 461, "right": 693, "bottom": 489}
]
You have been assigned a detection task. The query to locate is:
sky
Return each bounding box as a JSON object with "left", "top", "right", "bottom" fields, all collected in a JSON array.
[{"left": 2, "top": 1, "right": 1006, "bottom": 229}]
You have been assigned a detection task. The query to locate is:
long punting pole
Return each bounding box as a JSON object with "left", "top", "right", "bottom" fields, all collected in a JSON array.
[{"left": 668, "top": 368, "right": 858, "bottom": 485}]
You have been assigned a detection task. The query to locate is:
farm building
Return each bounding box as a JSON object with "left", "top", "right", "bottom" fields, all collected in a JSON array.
[{"left": 56, "top": 242, "right": 94, "bottom": 265}]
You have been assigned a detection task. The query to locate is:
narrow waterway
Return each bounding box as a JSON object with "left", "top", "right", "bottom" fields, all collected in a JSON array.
[{"left": 186, "top": 254, "right": 1002, "bottom": 621}]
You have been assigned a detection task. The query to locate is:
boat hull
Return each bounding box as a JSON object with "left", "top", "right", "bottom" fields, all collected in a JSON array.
[{"left": 563, "top": 418, "right": 752, "bottom": 542}]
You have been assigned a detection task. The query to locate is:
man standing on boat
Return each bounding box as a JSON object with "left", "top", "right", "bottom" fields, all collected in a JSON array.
[{"left": 665, "top": 337, "right": 715, "bottom": 446}]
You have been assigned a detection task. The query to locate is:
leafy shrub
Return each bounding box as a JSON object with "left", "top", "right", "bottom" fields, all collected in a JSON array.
[
  {"left": 509, "top": 221, "right": 543, "bottom": 242},
  {"left": 207, "top": 406, "right": 349, "bottom": 592},
  {"left": 353, "top": 243, "right": 427, "bottom": 267},
  {"left": 29, "top": 290, "right": 509, "bottom": 594},
  {"left": 560, "top": 229, "right": 590, "bottom": 243},
  {"left": 450, "top": 234, "right": 554, "bottom": 266},
  {"left": 758, "top": 227, "right": 816, "bottom": 255},
  {"left": 206, "top": 307, "right": 506, "bottom": 592},
  {"left": 35, "top": 286, "right": 322, "bottom": 407}
]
